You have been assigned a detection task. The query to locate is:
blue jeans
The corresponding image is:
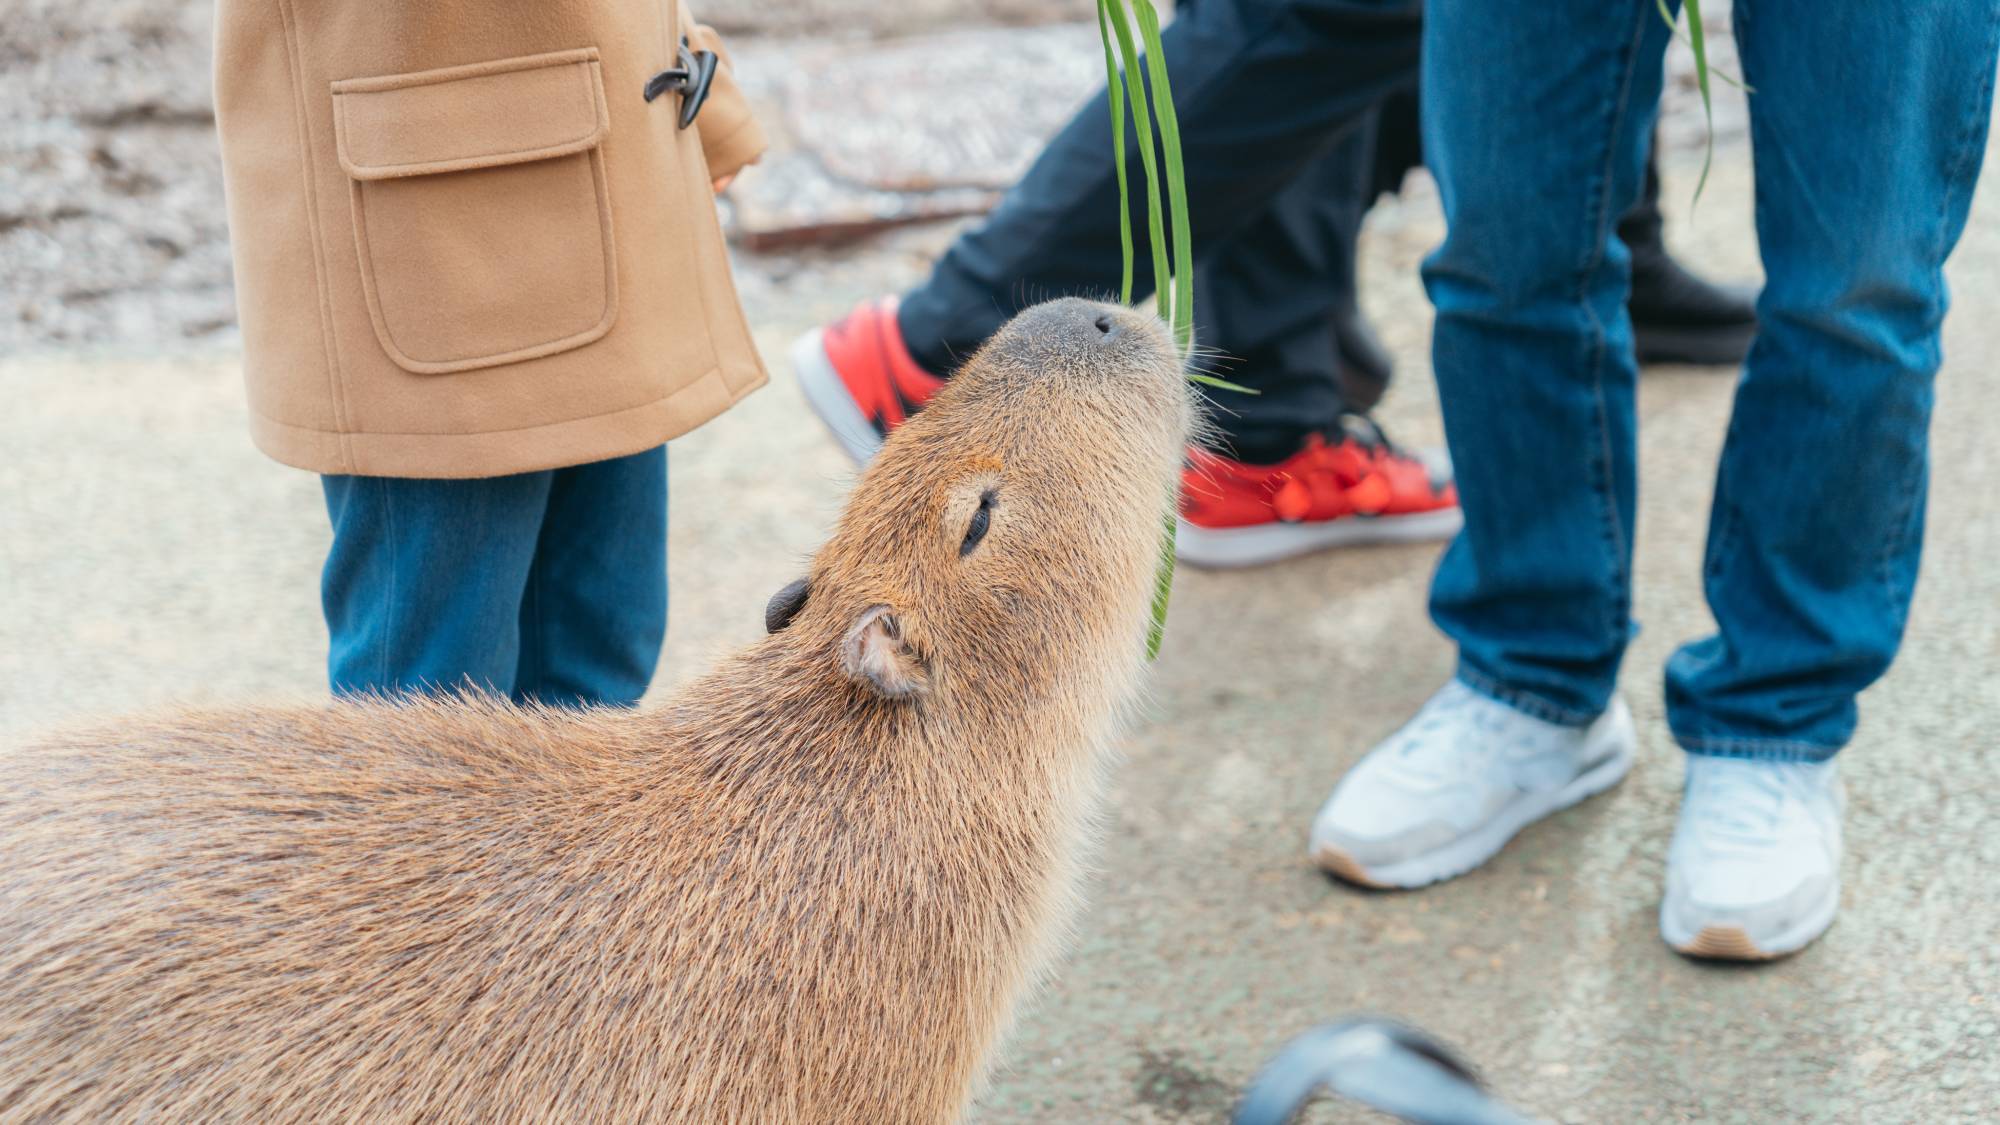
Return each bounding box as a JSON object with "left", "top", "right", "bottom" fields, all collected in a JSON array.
[
  {"left": 320, "top": 447, "right": 668, "bottom": 708},
  {"left": 1421, "top": 0, "right": 1999, "bottom": 759}
]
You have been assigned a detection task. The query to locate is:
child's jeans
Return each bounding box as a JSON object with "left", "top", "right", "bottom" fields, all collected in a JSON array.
[{"left": 320, "top": 446, "right": 668, "bottom": 708}]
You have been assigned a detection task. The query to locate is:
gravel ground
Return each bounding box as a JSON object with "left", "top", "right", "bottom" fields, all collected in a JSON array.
[
  {"left": 0, "top": 0, "right": 1104, "bottom": 350},
  {"left": 1, "top": 0, "right": 1737, "bottom": 350}
]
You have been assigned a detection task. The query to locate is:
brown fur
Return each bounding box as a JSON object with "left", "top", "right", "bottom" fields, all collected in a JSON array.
[{"left": 0, "top": 299, "right": 1194, "bottom": 1124}]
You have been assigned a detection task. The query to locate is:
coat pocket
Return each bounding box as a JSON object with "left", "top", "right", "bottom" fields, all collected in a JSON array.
[{"left": 332, "top": 48, "right": 618, "bottom": 375}]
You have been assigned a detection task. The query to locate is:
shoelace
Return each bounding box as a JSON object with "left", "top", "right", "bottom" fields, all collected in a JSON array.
[
  {"left": 1687, "top": 761, "right": 1811, "bottom": 846},
  {"left": 1340, "top": 410, "right": 1457, "bottom": 495},
  {"left": 1335, "top": 411, "right": 1403, "bottom": 458},
  {"left": 1386, "top": 685, "right": 1539, "bottom": 779}
]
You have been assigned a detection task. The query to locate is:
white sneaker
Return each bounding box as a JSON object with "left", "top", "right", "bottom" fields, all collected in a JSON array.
[
  {"left": 1309, "top": 681, "right": 1636, "bottom": 888},
  {"left": 1660, "top": 757, "right": 1844, "bottom": 960}
]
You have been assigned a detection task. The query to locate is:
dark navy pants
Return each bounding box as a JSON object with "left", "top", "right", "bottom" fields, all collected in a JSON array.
[
  {"left": 898, "top": 0, "right": 1425, "bottom": 462},
  {"left": 895, "top": 0, "right": 1666, "bottom": 463}
]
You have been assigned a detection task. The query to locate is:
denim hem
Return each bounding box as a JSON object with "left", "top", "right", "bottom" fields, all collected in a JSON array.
[
  {"left": 1454, "top": 666, "right": 1601, "bottom": 728},
  {"left": 1672, "top": 731, "right": 1843, "bottom": 764}
]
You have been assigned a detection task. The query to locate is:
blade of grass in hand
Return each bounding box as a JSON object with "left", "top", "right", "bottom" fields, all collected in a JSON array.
[
  {"left": 1097, "top": 2, "right": 1197, "bottom": 660},
  {"left": 1683, "top": 0, "right": 1715, "bottom": 203},
  {"left": 1119, "top": 1, "right": 1187, "bottom": 659},
  {"left": 1100, "top": 0, "right": 1172, "bottom": 319},
  {"left": 1656, "top": 0, "right": 1717, "bottom": 204},
  {"left": 1133, "top": 0, "right": 1192, "bottom": 353},
  {"left": 1186, "top": 372, "right": 1258, "bottom": 393},
  {"left": 1096, "top": 0, "right": 1135, "bottom": 304}
]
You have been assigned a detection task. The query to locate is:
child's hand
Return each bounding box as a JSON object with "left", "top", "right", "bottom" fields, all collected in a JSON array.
[{"left": 712, "top": 173, "right": 736, "bottom": 194}]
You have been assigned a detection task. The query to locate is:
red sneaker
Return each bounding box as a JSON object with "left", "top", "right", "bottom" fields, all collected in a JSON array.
[
  {"left": 1177, "top": 422, "right": 1462, "bottom": 568},
  {"left": 792, "top": 297, "right": 947, "bottom": 463}
]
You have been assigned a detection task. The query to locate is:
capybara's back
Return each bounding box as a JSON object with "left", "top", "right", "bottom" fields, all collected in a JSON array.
[
  {"left": 4, "top": 700, "right": 737, "bottom": 1121},
  {"left": 0, "top": 299, "right": 1194, "bottom": 1123}
]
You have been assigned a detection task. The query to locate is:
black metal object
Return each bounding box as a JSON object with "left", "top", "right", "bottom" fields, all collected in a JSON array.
[
  {"left": 1233, "top": 1019, "right": 1541, "bottom": 1125},
  {"left": 643, "top": 38, "right": 717, "bottom": 129}
]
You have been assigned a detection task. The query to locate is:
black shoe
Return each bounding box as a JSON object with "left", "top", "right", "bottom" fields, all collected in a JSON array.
[
  {"left": 1331, "top": 300, "right": 1394, "bottom": 413},
  {"left": 1627, "top": 249, "right": 1758, "bottom": 367}
]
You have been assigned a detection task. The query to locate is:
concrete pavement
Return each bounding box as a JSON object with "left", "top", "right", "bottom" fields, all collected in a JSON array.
[{"left": 4, "top": 126, "right": 1997, "bottom": 1125}]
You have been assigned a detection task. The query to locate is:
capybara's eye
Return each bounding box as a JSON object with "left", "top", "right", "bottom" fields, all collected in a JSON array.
[{"left": 961, "top": 490, "right": 996, "bottom": 557}]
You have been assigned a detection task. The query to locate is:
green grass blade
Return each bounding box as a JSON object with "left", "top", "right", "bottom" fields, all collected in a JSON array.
[
  {"left": 1097, "top": 2, "right": 1196, "bottom": 661},
  {"left": 1146, "top": 512, "right": 1175, "bottom": 659},
  {"left": 1655, "top": 0, "right": 1719, "bottom": 205},
  {"left": 1132, "top": 0, "right": 1193, "bottom": 353},
  {"left": 1185, "top": 373, "right": 1260, "bottom": 394},
  {"left": 1684, "top": 0, "right": 1714, "bottom": 204},
  {"left": 1101, "top": 0, "right": 1172, "bottom": 319},
  {"left": 1096, "top": 1, "right": 1135, "bottom": 304},
  {"left": 1654, "top": 0, "right": 1750, "bottom": 90},
  {"left": 1112, "top": 0, "right": 1184, "bottom": 656}
]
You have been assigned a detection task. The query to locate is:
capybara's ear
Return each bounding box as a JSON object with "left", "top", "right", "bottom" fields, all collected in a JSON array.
[
  {"left": 841, "top": 605, "right": 929, "bottom": 698},
  {"left": 765, "top": 577, "right": 810, "bottom": 634}
]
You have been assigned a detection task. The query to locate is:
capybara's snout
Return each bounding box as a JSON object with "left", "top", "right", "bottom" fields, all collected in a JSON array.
[
  {"left": 1004, "top": 296, "right": 1131, "bottom": 344},
  {"left": 957, "top": 298, "right": 1194, "bottom": 470},
  {"left": 988, "top": 297, "right": 1180, "bottom": 376}
]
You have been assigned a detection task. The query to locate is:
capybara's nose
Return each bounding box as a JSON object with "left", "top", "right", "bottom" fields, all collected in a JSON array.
[{"left": 1008, "top": 297, "right": 1127, "bottom": 346}]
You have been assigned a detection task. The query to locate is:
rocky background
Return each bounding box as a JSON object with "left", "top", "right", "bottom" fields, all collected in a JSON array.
[{"left": 0, "top": 0, "right": 1739, "bottom": 354}]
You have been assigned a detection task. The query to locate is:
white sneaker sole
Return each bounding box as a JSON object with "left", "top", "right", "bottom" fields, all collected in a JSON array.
[
  {"left": 1312, "top": 697, "right": 1636, "bottom": 889},
  {"left": 1659, "top": 882, "right": 1839, "bottom": 961},
  {"left": 1176, "top": 507, "right": 1464, "bottom": 569},
  {"left": 791, "top": 326, "right": 884, "bottom": 465}
]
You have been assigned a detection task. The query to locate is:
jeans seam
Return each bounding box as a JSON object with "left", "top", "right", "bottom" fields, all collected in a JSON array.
[
  {"left": 377, "top": 477, "right": 397, "bottom": 690},
  {"left": 1701, "top": 423, "right": 1744, "bottom": 596},
  {"left": 520, "top": 545, "right": 544, "bottom": 702},
  {"left": 1876, "top": 1, "right": 2000, "bottom": 628},
  {"left": 1706, "top": 501, "right": 1742, "bottom": 582},
  {"left": 1575, "top": 0, "right": 1653, "bottom": 657},
  {"left": 1456, "top": 665, "right": 1601, "bottom": 727},
  {"left": 1715, "top": 0, "right": 1752, "bottom": 595}
]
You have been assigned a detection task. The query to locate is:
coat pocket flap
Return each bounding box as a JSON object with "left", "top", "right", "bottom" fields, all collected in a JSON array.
[{"left": 333, "top": 48, "right": 609, "bottom": 181}]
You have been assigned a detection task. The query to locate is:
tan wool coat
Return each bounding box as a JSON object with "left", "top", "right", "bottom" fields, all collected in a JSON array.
[{"left": 214, "top": 0, "right": 769, "bottom": 478}]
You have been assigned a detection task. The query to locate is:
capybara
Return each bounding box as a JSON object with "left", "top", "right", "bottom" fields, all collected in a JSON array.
[{"left": 0, "top": 298, "right": 1194, "bottom": 1123}]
